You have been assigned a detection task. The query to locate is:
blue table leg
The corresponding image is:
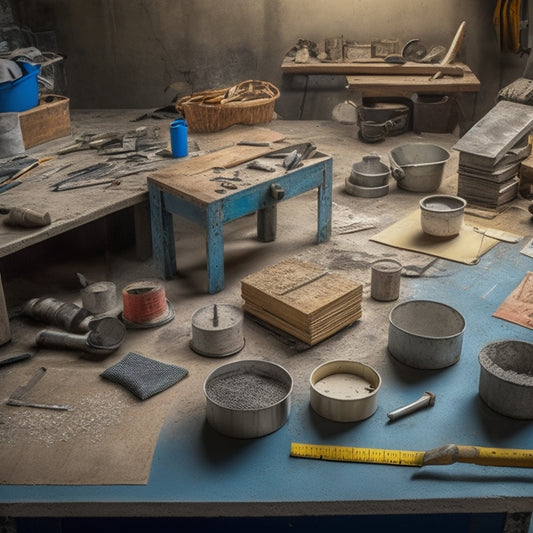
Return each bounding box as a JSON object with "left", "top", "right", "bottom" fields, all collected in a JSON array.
[
  {"left": 317, "top": 160, "right": 333, "bottom": 243},
  {"left": 149, "top": 185, "right": 177, "bottom": 279},
  {"left": 205, "top": 204, "right": 225, "bottom": 293},
  {"left": 257, "top": 205, "right": 277, "bottom": 242}
]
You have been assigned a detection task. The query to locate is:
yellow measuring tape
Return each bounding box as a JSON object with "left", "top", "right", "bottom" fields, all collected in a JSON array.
[{"left": 290, "top": 442, "right": 533, "bottom": 468}]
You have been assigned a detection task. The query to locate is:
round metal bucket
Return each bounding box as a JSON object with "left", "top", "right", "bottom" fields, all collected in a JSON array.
[
  {"left": 310, "top": 360, "right": 381, "bottom": 422},
  {"left": 389, "top": 143, "right": 450, "bottom": 192},
  {"left": 203, "top": 359, "right": 292, "bottom": 438},
  {"left": 419, "top": 194, "right": 466, "bottom": 238},
  {"left": 388, "top": 300, "right": 465, "bottom": 369},
  {"left": 478, "top": 340, "right": 533, "bottom": 419}
]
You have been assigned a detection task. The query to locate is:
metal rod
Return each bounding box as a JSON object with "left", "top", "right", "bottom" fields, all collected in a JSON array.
[
  {"left": 213, "top": 304, "right": 219, "bottom": 328},
  {"left": 387, "top": 391, "right": 436, "bottom": 421}
]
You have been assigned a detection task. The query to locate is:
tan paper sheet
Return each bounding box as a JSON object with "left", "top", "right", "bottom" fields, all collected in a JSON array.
[
  {"left": 0, "top": 363, "right": 182, "bottom": 485},
  {"left": 370, "top": 209, "right": 521, "bottom": 265},
  {"left": 493, "top": 271, "right": 533, "bottom": 330}
]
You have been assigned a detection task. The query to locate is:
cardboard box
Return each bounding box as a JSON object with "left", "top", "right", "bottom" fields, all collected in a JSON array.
[{"left": 19, "top": 94, "right": 71, "bottom": 149}]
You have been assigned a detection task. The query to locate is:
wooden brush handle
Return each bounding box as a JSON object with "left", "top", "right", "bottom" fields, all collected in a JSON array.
[{"left": 423, "top": 444, "right": 533, "bottom": 468}]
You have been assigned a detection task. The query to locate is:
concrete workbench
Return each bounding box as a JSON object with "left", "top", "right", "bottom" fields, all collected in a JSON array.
[
  {"left": 0, "top": 110, "right": 174, "bottom": 317},
  {"left": 0, "top": 115, "right": 532, "bottom": 533},
  {"left": 2, "top": 243, "right": 533, "bottom": 533}
]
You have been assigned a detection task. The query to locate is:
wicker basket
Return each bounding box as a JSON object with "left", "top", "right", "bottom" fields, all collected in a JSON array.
[{"left": 178, "top": 80, "right": 280, "bottom": 133}]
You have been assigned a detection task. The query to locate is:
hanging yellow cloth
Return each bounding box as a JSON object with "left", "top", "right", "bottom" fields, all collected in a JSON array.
[{"left": 494, "top": 0, "right": 523, "bottom": 53}]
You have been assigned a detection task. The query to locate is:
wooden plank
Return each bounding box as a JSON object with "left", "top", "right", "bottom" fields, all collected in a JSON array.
[
  {"left": 149, "top": 128, "right": 286, "bottom": 183},
  {"left": 281, "top": 59, "right": 465, "bottom": 77},
  {"left": 192, "top": 125, "right": 286, "bottom": 153},
  {"left": 441, "top": 21, "right": 467, "bottom": 65},
  {"left": 345, "top": 67, "right": 480, "bottom": 97}
]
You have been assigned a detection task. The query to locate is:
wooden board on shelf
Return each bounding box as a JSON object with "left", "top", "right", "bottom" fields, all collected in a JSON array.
[{"left": 281, "top": 58, "right": 465, "bottom": 77}]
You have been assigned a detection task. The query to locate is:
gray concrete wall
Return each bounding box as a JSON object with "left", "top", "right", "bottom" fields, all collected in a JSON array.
[{"left": 13, "top": 0, "right": 530, "bottom": 123}]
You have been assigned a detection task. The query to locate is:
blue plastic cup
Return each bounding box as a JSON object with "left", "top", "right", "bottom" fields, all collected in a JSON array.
[{"left": 170, "top": 118, "right": 188, "bottom": 158}]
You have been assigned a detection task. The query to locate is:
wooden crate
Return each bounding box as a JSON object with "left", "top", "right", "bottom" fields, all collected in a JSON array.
[{"left": 19, "top": 94, "right": 71, "bottom": 148}]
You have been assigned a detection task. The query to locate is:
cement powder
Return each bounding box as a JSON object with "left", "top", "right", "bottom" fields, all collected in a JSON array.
[
  {"left": 0, "top": 390, "right": 127, "bottom": 447},
  {"left": 206, "top": 372, "right": 290, "bottom": 410}
]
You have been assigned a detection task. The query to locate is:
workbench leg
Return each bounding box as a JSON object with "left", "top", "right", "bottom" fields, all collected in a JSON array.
[
  {"left": 0, "top": 272, "right": 11, "bottom": 345},
  {"left": 257, "top": 205, "right": 277, "bottom": 242},
  {"left": 205, "top": 205, "right": 225, "bottom": 294},
  {"left": 148, "top": 185, "right": 176, "bottom": 279},
  {"left": 317, "top": 162, "right": 333, "bottom": 243},
  {"left": 134, "top": 201, "right": 152, "bottom": 261}
]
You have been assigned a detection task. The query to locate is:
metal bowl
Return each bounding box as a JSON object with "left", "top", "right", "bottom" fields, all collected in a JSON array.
[
  {"left": 420, "top": 194, "right": 466, "bottom": 237},
  {"left": 389, "top": 143, "right": 450, "bottom": 192},
  {"left": 388, "top": 300, "right": 465, "bottom": 369},
  {"left": 478, "top": 340, "right": 533, "bottom": 419},
  {"left": 203, "top": 359, "right": 292, "bottom": 438},
  {"left": 310, "top": 360, "right": 381, "bottom": 422}
]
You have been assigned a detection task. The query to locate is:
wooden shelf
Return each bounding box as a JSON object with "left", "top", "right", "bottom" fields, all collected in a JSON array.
[{"left": 281, "top": 58, "right": 480, "bottom": 97}]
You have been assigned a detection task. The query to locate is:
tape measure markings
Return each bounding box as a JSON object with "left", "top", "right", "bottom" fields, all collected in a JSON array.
[
  {"left": 291, "top": 443, "right": 533, "bottom": 468},
  {"left": 290, "top": 443, "right": 424, "bottom": 467}
]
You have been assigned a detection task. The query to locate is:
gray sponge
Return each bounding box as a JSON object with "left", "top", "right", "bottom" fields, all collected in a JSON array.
[{"left": 101, "top": 351, "right": 188, "bottom": 400}]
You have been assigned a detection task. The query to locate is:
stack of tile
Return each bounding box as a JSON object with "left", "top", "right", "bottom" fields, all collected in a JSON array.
[
  {"left": 457, "top": 140, "right": 530, "bottom": 209},
  {"left": 453, "top": 100, "right": 533, "bottom": 210},
  {"left": 241, "top": 258, "right": 362, "bottom": 346}
]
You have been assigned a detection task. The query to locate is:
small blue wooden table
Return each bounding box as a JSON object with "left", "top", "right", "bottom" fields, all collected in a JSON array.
[{"left": 147, "top": 150, "right": 333, "bottom": 293}]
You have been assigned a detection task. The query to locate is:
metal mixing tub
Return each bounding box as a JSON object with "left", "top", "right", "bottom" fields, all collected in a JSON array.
[
  {"left": 388, "top": 300, "right": 465, "bottom": 369},
  {"left": 389, "top": 143, "right": 450, "bottom": 192},
  {"left": 478, "top": 340, "right": 533, "bottom": 419},
  {"left": 203, "top": 359, "right": 292, "bottom": 438}
]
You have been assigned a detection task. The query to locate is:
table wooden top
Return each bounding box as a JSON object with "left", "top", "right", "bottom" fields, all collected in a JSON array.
[{"left": 148, "top": 145, "right": 330, "bottom": 206}]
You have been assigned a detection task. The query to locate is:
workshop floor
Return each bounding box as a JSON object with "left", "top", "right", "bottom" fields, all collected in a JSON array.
[
  {"left": 1, "top": 118, "right": 467, "bottom": 362},
  {"left": 2, "top": 115, "right": 532, "bottom": 424}
]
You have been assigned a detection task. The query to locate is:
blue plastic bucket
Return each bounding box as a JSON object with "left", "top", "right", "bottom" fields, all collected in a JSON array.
[{"left": 0, "top": 62, "right": 41, "bottom": 112}]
